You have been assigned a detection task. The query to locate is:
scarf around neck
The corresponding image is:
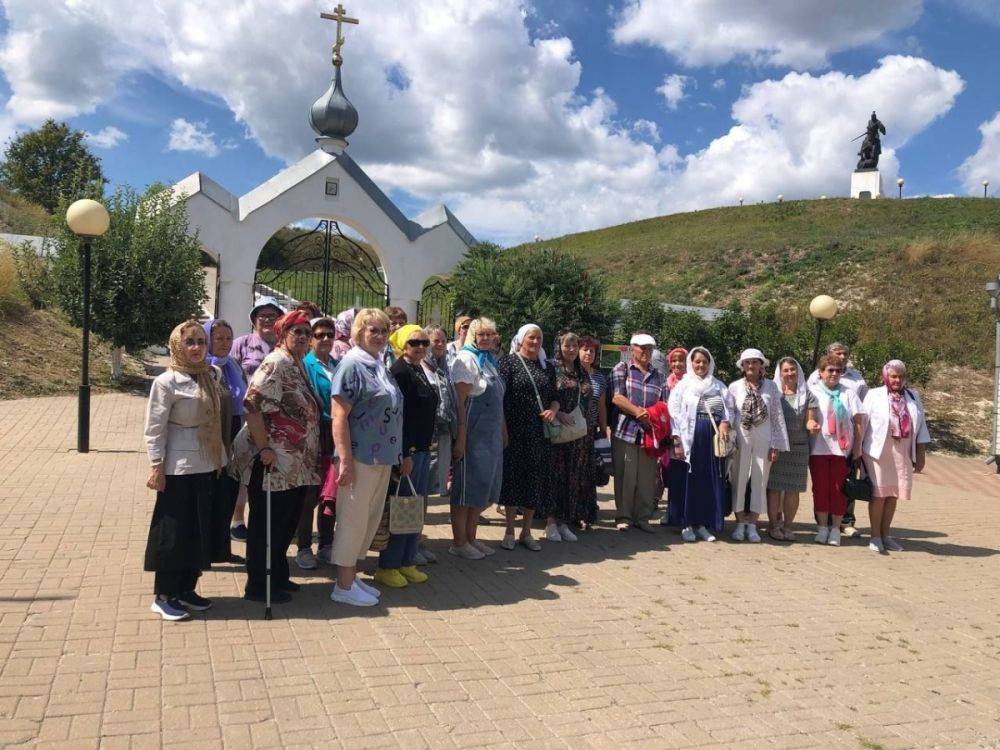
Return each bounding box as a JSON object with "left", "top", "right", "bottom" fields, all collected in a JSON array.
[
  {"left": 740, "top": 378, "right": 768, "bottom": 429},
  {"left": 819, "top": 382, "right": 852, "bottom": 451},
  {"left": 462, "top": 343, "right": 498, "bottom": 370},
  {"left": 204, "top": 319, "right": 246, "bottom": 416},
  {"left": 169, "top": 321, "right": 225, "bottom": 469}
]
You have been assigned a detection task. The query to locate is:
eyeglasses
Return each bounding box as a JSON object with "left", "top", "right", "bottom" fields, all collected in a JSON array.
[
  {"left": 313, "top": 331, "right": 336, "bottom": 340},
  {"left": 256, "top": 314, "right": 278, "bottom": 322},
  {"left": 366, "top": 327, "right": 388, "bottom": 337},
  {"left": 824, "top": 367, "right": 844, "bottom": 374},
  {"left": 290, "top": 327, "right": 312, "bottom": 337},
  {"left": 407, "top": 339, "right": 430, "bottom": 347},
  {"left": 460, "top": 323, "right": 470, "bottom": 330},
  {"left": 183, "top": 338, "right": 207, "bottom": 347}
]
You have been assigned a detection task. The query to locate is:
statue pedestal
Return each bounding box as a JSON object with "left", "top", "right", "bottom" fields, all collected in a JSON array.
[{"left": 851, "top": 169, "right": 882, "bottom": 199}]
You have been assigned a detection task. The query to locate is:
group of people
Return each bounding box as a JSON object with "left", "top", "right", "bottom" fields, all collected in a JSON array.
[{"left": 143, "top": 301, "right": 931, "bottom": 621}]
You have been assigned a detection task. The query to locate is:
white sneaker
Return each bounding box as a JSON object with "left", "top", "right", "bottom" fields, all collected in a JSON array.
[
  {"left": 295, "top": 548, "right": 317, "bottom": 570},
  {"left": 355, "top": 577, "right": 381, "bottom": 598},
  {"left": 681, "top": 527, "right": 697, "bottom": 542},
  {"left": 731, "top": 522, "right": 746, "bottom": 542},
  {"left": 869, "top": 537, "right": 885, "bottom": 553},
  {"left": 841, "top": 525, "right": 860, "bottom": 538},
  {"left": 746, "top": 525, "right": 762, "bottom": 543},
  {"left": 330, "top": 582, "right": 378, "bottom": 607},
  {"left": 659, "top": 513, "right": 671, "bottom": 526},
  {"left": 883, "top": 536, "right": 903, "bottom": 552},
  {"left": 471, "top": 540, "right": 496, "bottom": 556},
  {"left": 500, "top": 534, "right": 516, "bottom": 551},
  {"left": 544, "top": 524, "right": 562, "bottom": 542},
  {"left": 448, "top": 543, "right": 485, "bottom": 560},
  {"left": 814, "top": 526, "right": 830, "bottom": 544},
  {"left": 696, "top": 526, "right": 716, "bottom": 542},
  {"left": 556, "top": 523, "right": 578, "bottom": 542},
  {"left": 827, "top": 528, "right": 842, "bottom": 546},
  {"left": 316, "top": 545, "right": 334, "bottom": 565}
]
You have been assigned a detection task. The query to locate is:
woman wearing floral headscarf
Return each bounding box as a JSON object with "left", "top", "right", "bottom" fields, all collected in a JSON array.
[
  {"left": 144, "top": 320, "right": 227, "bottom": 621},
  {"left": 808, "top": 354, "right": 865, "bottom": 547},
  {"left": 331, "top": 308, "right": 356, "bottom": 361},
  {"left": 766, "top": 357, "right": 820, "bottom": 540},
  {"left": 498, "top": 324, "right": 559, "bottom": 551},
  {"left": 862, "top": 360, "right": 931, "bottom": 553},
  {"left": 666, "top": 347, "right": 736, "bottom": 542},
  {"left": 230, "top": 309, "right": 322, "bottom": 605}
]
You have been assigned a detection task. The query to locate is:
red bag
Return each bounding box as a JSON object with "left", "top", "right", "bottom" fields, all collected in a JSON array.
[{"left": 642, "top": 400, "right": 672, "bottom": 459}]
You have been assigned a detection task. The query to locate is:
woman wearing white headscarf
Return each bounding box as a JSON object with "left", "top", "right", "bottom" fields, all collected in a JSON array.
[
  {"left": 862, "top": 360, "right": 931, "bottom": 553},
  {"left": 766, "top": 357, "right": 820, "bottom": 540},
  {"left": 497, "top": 324, "right": 559, "bottom": 551},
  {"left": 667, "top": 347, "right": 737, "bottom": 542},
  {"left": 728, "top": 349, "right": 789, "bottom": 543}
]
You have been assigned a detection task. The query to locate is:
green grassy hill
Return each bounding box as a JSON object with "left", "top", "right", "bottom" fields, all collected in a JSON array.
[
  {"left": 528, "top": 197, "right": 1000, "bottom": 370},
  {"left": 0, "top": 186, "right": 57, "bottom": 236}
]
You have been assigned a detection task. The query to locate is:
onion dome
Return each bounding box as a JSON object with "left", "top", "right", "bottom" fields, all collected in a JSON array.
[{"left": 309, "top": 64, "right": 358, "bottom": 142}]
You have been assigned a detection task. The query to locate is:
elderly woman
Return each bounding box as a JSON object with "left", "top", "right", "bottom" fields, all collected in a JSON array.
[
  {"left": 295, "top": 316, "right": 338, "bottom": 569},
  {"left": 728, "top": 349, "right": 789, "bottom": 543},
  {"left": 809, "top": 354, "right": 866, "bottom": 546},
  {"left": 498, "top": 324, "right": 559, "bottom": 551},
  {"left": 203, "top": 318, "right": 245, "bottom": 564},
  {"left": 765, "top": 357, "right": 820, "bottom": 540},
  {"left": 144, "top": 320, "right": 228, "bottom": 620},
  {"left": 229, "top": 310, "right": 321, "bottom": 603},
  {"left": 579, "top": 336, "right": 609, "bottom": 529},
  {"left": 331, "top": 308, "right": 356, "bottom": 361},
  {"left": 862, "top": 360, "right": 931, "bottom": 553},
  {"left": 449, "top": 318, "right": 505, "bottom": 558},
  {"left": 425, "top": 324, "right": 458, "bottom": 499},
  {"left": 547, "top": 332, "right": 595, "bottom": 540},
  {"left": 228, "top": 297, "right": 284, "bottom": 541},
  {"left": 610, "top": 333, "right": 668, "bottom": 532},
  {"left": 368, "top": 324, "right": 440, "bottom": 588},
  {"left": 329, "top": 309, "right": 403, "bottom": 606},
  {"left": 446, "top": 315, "right": 472, "bottom": 367},
  {"left": 667, "top": 347, "right": 736, "bottom": 542}
]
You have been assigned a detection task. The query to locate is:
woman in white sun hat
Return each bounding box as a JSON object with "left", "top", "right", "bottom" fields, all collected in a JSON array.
[{"left": 727, "top": 348, "right": 788, "bottom": 543}]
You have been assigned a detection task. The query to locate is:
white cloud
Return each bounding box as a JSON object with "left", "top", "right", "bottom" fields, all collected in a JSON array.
[
  {"left": 712, "top": 78, "right": 726, "bottom": 90},
  {"left": 613, "top": 0, "right": 923, "bottom": 69},
  {"left": 656, "top": 73, "right": 689, "bottom": 110},
  {"left": 85, "top": 125, "right": 127, "bottom": 148},
  {"left": 0, "top": 3, "right": 964, "bottom": 244},
  {"left": 958, "top": 112, "right": 1000, "bottom": 195},
  {"left": 167, "top": 118, "right": 219, "bottom": 157}
]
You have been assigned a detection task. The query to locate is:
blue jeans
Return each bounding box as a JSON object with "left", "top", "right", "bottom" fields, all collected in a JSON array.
[{"left": 380, "top": 452, "right": 430, "bottom": 569}]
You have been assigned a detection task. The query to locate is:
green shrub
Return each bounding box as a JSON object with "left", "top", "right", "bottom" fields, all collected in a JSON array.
[
  {"left": 9, "top": 240, "right": 54, "bottom": 308},
  {"left": 0, "top": 247, "right": 28, "bottom": 316},
  {"left": 851, "top": 336, "right": 931, "bottom": 387}
]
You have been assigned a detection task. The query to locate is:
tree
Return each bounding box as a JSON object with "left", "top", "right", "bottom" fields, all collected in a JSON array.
[
  {"left": 52, "top": 184, "right": 207, "bottom": 377},
  {"left": 0, "top": 120, "right": 106, "bottom": 212},
  {"left": 450, "top": 243, "right": 616, "bottom": 346},
  {"left": 617, "top": 295, "right": 666, "bottom": 340}
]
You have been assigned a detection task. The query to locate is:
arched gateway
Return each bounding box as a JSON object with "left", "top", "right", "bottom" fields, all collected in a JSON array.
[{"left": 170, "top": 6, "right": 475, "bottom": 335}]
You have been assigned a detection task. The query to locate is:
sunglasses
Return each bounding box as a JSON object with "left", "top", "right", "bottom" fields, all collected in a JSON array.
[
  {"left": 313, "top": 331, "right": 336, "bottom": 340},
  {"left": 407, "top": 339, "right": 430, "bottom": 347},
  {"left": 183, "top": 338, "right": 207, "bottom": 347},
  {"left": 290, "top": 327, "right": 312, "bottom": 337}
]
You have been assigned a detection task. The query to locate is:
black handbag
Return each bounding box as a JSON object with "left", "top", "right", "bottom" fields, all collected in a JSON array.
[{"left": 842, "top": 457, "right": 873, "bottom": 502}]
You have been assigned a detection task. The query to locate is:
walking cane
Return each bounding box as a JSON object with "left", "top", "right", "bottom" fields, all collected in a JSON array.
[{"left": 264, "top": 467, "right": 273, "bottom": 621}]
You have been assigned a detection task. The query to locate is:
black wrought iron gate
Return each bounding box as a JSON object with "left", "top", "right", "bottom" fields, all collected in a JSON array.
[{"left": 254, "top": 220, "right": 388, "bottom": 315}]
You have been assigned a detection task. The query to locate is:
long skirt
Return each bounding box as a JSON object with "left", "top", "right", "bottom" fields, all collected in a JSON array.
[
  {"left": 551, "top": 434, "right": 597, "bottom": 525},
  {"left": 666, "top": 416, "right": 728, "bottom": 532},
  {"left": 144, "top": 472, "right": 214, "bottom": 575}
]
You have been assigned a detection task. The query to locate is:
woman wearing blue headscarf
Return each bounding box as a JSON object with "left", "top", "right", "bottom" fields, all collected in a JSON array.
[
  {"left": 449, "top": 317, "right": 506, "bottom": 559},
  {"left": 203, "top": 318, "right": 246, "bottom": 563}
]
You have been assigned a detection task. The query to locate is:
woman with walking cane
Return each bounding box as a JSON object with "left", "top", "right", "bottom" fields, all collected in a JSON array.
[{"left": 230, "top": 309, "right": 322, "bottom": 607}]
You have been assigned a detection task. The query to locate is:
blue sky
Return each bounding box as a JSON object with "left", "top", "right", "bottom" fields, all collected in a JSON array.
[{"left": 0, "top": 1, "right": 998, "bottom": 242}]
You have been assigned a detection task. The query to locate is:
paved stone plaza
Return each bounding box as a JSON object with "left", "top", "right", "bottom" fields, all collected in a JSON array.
[{"left": 1, "top": 393, "right": 999, "bottom": 749}]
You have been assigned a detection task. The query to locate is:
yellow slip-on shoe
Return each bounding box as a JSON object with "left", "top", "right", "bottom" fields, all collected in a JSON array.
[
  {"left": 373, "top": 568, "right": 408, "bottom": 588},
  {"left": 399, "top": 566, "right": 428, "bottom": 583}
]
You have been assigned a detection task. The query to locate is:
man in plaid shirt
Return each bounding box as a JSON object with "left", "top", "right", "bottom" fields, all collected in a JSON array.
[{"left": 610, "top": 333, "right": 669, "bottom": 532}]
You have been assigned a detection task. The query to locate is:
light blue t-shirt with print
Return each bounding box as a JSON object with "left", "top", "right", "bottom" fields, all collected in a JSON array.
[{"left": 329, "top": 351, "right": 403, "bottom": 466}]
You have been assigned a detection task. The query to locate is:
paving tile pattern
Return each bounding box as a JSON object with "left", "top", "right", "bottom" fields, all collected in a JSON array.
[{"left": 1, "top": 394, "right": 1000, "bottom": 748}]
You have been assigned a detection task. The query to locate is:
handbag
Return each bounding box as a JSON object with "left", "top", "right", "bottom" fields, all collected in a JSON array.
[
  {"left": 369, "top": 502, "right": 390, "bottom": 551},
  {"left": 842, "top": 457, "right": 873, "bottom": 502},
  {"left": 593, "top": 437, "right": 612, "bottom": 488},
  {"left": 517, "top": 354, "right": 561, "bottom": 442},
  {"left": 551, "top": 380, "right": 588, "bottom": 445},
  {"left": 708, "top": 409, "right": 736, "bottom": 458},
  {"left": 389, "top": 475, "right": 424, "bottom": 534}
]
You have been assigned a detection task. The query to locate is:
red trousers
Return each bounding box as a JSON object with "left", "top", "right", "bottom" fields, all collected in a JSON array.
[{"left": 809, "top": 454, "right": 849, "bottom": 516}]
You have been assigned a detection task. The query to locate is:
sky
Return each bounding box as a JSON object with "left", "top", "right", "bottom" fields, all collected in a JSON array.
[{"left": 0, "top": 0, "right": 998, "bottom": 245}]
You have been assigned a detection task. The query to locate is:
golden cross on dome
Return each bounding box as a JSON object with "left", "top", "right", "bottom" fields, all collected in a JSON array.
[{"left": 320, "top": 4, "right": 359, "bottom": 66}]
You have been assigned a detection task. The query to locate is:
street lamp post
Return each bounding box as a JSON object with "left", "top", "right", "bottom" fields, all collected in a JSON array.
[
  {"left": 897, "top": 177, "right": 904, "bottom": 199},
  {"left": 66, "top": 199, "right": 111, "bottom": 454},
  {"left": 809, "top": 294, "right": 838, "bottom": 370},
  {"left": 986, "top": 277, "right": 1000, "bottom": 471}
]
